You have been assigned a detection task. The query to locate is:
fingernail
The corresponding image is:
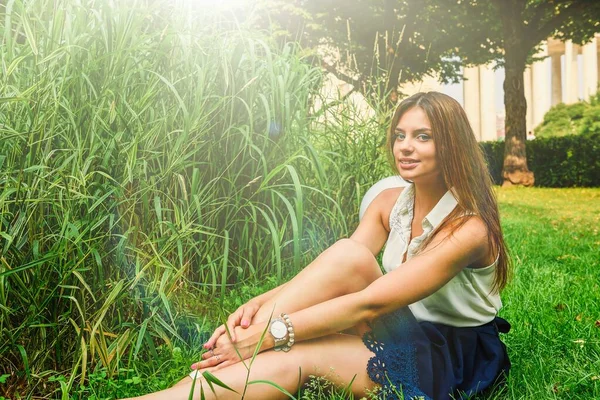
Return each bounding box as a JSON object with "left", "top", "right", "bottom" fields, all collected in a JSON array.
[
  {"left": 191, "top": 364, "right": 197, "bottom": 370},
  {"left": 242, "top": 320, "right": 249, "bottom": 327}
]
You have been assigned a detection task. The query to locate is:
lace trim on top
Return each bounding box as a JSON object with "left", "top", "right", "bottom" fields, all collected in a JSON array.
[
  {"left": 387, "top": 184, "right": 430, "bottom": 261},
  {"left": 388, "top": 184, "right": 413, "bottom": 235}
]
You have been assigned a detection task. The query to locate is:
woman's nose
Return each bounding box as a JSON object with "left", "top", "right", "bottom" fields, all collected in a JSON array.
[{"left": 397, "top": 138, "right": 414, "bottom": 153}]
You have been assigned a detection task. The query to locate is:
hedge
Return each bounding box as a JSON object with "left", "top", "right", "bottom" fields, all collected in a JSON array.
[{"left": 480, "top": 133, "right": 600, "bottom": 187}]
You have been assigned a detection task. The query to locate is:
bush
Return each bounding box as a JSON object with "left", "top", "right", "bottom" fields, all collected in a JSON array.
[
  {"left": 480, "top": 141, "right": 505, "bottom": 185},
  {"left": 534, "top": 92, "right": 600, "bottom": 138},
  {"left": 480, "top": 134, "right": 600, "bottom": 187},
  {"left": 579, "top": 98, "right": 600, "bottom": 136}
]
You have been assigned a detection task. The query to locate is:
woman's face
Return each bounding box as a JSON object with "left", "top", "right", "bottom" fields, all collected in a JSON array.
[{"left": 392, "top": 106, "right": 441, "bottom": 184}]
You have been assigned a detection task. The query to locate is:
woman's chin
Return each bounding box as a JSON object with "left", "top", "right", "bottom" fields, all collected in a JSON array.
[{"left": 397, "top": 169, "right": 418, "bottom": 181}]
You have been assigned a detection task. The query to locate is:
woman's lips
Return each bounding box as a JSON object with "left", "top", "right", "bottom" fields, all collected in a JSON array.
[{"left": 399, "top": 160, "right": 419, "bottom": 170}]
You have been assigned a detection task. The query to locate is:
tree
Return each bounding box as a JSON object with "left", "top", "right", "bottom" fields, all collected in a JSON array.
[
  {"left": 474, "top": 0, "right": 598, "bottom": 186},
  {"left": 256, "top": 0, "right": 600, "bottom": 186}
]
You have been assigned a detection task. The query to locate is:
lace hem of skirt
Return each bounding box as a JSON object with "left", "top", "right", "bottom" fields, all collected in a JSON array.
[{"left": 362, "top": 309, "right": 431, "bottom": 400}]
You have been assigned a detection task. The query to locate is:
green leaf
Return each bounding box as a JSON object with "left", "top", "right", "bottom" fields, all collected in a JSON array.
[
  {"left": 248, "top": 379, "right": 297, "bottom": 399},
  {"left": 202, "top": 370, "right": 238, "bottom": 394},
  {"left": 189, "top": 371, "right": 198, "bottom": 400}
]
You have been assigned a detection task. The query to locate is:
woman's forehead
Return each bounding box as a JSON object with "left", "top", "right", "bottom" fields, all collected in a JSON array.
[{"left": 396, "top": 107, "right": 431, "bottom": 130}]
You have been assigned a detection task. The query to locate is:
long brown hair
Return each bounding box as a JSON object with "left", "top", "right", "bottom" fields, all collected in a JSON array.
[{"left": 386, "top": 91, "right": 510, "bottom": 292}]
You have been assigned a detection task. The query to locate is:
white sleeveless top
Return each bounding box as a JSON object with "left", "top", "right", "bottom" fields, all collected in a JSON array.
[{"left": 382, "top": 184, "right": 502, "bottom": 327}]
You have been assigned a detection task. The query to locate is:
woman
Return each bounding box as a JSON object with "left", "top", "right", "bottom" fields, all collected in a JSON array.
[{"left": 127, "top": 91, "right": 511, "bottom": 400}]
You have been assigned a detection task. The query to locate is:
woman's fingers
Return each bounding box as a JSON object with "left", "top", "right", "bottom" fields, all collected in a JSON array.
[
  {"left": 204, "top": 302, "right": 260, "bottom": 346},
  {"left": 207, "top": 359, "right": 234, "bottom": 373},
  {"left": 192, "top": 353, "right": 222, "bottom": 370},
  {"left": 226, "top": 312, "right": 242, "bottom": 342},
  {"left": 203, "top": 325, "right": 226, "bottom": 349},
  {"left": 191, "top": 359, "right": 235, "bottom": 376},
  {"left": 240, "top": 304, "right": 258, "bottom": 328},
  {"left": 201, "top": 348, "right": 215, "bottom": 360},
  {"left": 192, "top": 347, "right": 242, "bottom": 371}
]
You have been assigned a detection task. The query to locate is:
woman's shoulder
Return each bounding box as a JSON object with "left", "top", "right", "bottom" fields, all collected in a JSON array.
[
  {"left": 359, "top": 176, "right": 410, "bottom": 220},
  {"left": 368, "top": 187, "right": 405, "bottom": 231},
  {"left": 373, "top": 186, "right": 404, "bottom": 210}
]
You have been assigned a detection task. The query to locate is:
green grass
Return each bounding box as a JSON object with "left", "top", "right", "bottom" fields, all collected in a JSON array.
[
  {"left": 40, "top": 187, "right": 600, "bottom": 400},
  {"left": 494, "top": 187, "right": 600, "bottom": 399}
]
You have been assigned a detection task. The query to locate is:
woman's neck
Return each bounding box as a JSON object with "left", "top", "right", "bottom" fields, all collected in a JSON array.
[{"left": 413, "top": 179, "right": 448, "bottom": 215}]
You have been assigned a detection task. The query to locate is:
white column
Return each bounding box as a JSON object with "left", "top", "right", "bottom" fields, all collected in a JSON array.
[
  {"left": 564, "top": 40, "right": 579, "bottom": 104},
  {"left": 463, "top": 66, "right": 481, "bottom": 140},
  {"left": 532, "top": 43, "right": 551, "bottom": 128},
  {"left": 523, "top": 66, "right": 533, "bottom": 133},
  {"left": 597, "top": 34, "right": 600, "bottom": 88},
  {"left": 479, "top": 64, "right": 496, "bottom": 141},
  {"left": 582, "top": 37, "right": 598, "bottom": 100},
  {"left": 551, "top": 53, "right": 562, "bottom": 106}
]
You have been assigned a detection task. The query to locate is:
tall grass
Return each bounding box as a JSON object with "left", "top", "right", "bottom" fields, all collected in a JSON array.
[{"left": 0, "top": 0, "right": 391, "bottom": 396}]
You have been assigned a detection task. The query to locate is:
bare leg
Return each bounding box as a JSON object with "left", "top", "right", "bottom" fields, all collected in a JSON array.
[
  {"left": 252, "top": 238, "right": 382, "bottom": 324},
  {"left": 125, "top": 333, "right": 376, "bottom": 400}
]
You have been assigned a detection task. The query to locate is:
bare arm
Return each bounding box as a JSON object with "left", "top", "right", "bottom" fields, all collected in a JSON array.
[{"left": 349, "top": 187, "right": 401, "bottom": 254}]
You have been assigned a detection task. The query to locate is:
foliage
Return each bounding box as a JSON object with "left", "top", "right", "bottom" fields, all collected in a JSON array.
[
  {"left": 534, "top": 102, "right": 590, "bottom": 137},
  {"left": 534, "top": 93, "right": 600, "bottom": 138},
  {"left": 481, "top": 141, "right": 506, "bottom": 186},
  {"left": 481, "top": 134, "right": 600, "bottom": 187},
  {"left": 579, "top": 93, "right": 600, "bottom": 137},
  {"left": 0, "top": 0, "right": 391, "bottom": 397}
]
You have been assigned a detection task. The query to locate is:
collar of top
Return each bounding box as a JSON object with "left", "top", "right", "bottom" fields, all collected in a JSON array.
[{"left": 396, "top": 183, "right": 459, "bottom": 234}]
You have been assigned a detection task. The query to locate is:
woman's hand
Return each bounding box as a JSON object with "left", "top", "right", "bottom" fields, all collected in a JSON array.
[
  {"left": 192, "top": 325, "right": 265, "bottom": 372},
  {"left": 203, "top": 301, "right": 261, "bottom": 348}
]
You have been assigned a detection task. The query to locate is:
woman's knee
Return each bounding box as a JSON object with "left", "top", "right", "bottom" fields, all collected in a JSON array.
[{"left": 333, "top": 239, "right": 381, "bottom": 283}]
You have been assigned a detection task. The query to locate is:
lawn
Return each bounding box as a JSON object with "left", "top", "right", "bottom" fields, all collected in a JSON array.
[
  {"left": 492, "top": 187, "right": 600, "bottom": 399},
  {"left": 72, "top": 187, "right": 600, "bottom": 399}
]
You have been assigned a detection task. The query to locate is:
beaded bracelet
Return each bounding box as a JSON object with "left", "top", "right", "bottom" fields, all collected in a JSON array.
[{"left": 280, "top": 313, "right": 295, "bottom": 352}]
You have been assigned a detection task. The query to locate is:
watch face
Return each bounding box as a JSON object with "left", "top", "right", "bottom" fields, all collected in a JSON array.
[{"left": 270, "top": 320, "right": 287, "bottom": 339}]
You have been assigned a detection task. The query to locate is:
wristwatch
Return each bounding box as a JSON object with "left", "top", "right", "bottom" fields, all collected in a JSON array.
[{"left": 269, "top": 317, "right": 289, "bottom": 351}]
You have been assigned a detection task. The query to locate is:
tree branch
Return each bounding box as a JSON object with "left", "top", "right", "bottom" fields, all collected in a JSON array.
[
  {"left": 526, "top": 0, "right": 560, "bottom": 34},
  {"left": 528, "top": 1, "right": 587, "bottom": 45}
]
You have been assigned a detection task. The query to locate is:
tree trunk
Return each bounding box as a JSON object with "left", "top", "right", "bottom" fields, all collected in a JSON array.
[
  {"left": 496, "top": 0, "right": 535, "bottom": 187},
  {"left": 501, "top": 49, "right": 535, "bottom": 187}
]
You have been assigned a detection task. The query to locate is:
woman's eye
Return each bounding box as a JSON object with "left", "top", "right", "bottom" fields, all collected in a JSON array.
[
  {"left": 395, "top": 133, "right": 405, "bottom": 141},
  {"left": 417, "top": 134, "right": 431, "bottom": 141}
]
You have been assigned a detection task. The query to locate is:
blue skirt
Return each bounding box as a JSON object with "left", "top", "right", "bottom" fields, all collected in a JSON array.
[{"left": 362, "top": 308, "right": 511, "bottom": 400}]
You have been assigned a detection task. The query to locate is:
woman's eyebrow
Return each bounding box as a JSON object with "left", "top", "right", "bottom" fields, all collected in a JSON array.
[{"left": 394, "top": 127, "right": 432, "bottom": 133}]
